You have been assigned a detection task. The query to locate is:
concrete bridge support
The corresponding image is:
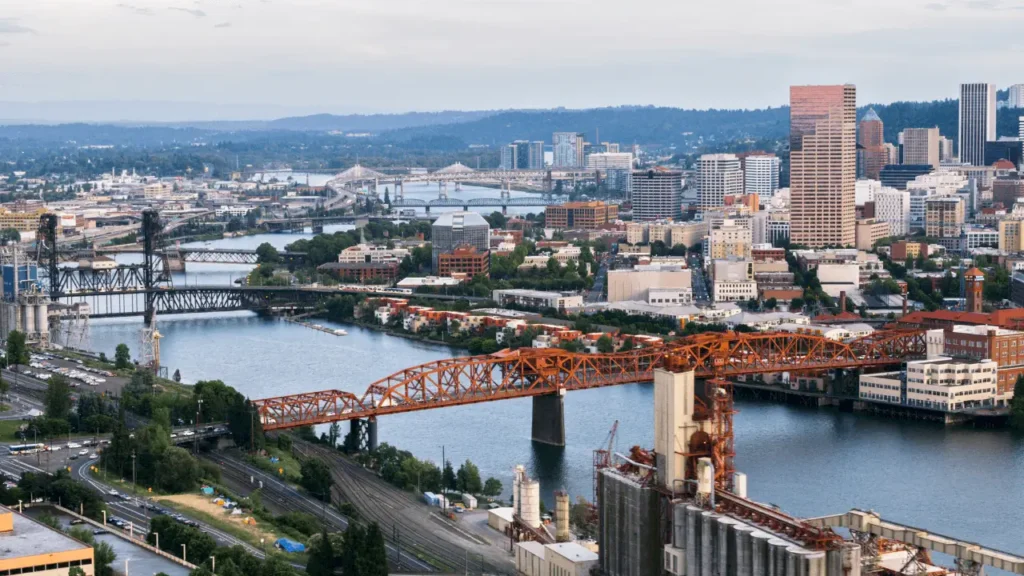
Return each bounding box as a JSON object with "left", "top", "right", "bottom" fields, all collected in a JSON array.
[
  {"left": 531, "top": 389, "right": 566, "bottom": 446},
  {"left": 367, "top": 417, "right": 378, "bottom": 452}
]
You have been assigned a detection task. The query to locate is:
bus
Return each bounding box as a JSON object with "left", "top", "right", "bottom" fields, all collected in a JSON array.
[{"left": 7, "top": 444, "right": 45, "bottom": 456}]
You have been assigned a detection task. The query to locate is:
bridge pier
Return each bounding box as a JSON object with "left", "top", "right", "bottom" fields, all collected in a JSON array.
[
  {"left": 502, "top": 205, "right": 507, "bottom": 215},
  {"left": 367, "top": 417, "right": 378, "bottom": 452},
  {"left": 531, "top": 390, "right": 566, "bottom": 447},
  {"left": 462, "top": 205, "right": 469, "bottom": 212}
]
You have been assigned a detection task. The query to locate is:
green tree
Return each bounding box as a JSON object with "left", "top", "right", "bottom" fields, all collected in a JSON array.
[
  {"left": 339, "top": 523, "right": 363, "bottom": 575},
  {"left": 442, "top": 460, "right": 456, "bottom": 491},
  {"left": 483, "top": 477, "right": 503, "bottom": 497},
  {"left": 358, "top": 523, "right": 389, "bottom": 576},
  {"left": 1011, "top": 375, "right": 1024, "bottom": 430},
  {"left": 327, "top": 422, "right": 340, "bottom": 447},
  {"left": 255, "top": 242, "right": 280, "bottom": 264},
  {"left": 383, "top": 188, "right": 391, "bottom": 205},
  {"left": 300, "top": 459, "right": 333, "bottom": 501},
  {"left": 5, "top": 330, "right": 29, "bottom": 369},
  {"left": 546, "top": 257, "right": 561, "bottom": 275},
  {"left": 114, "top": 343, "right": 131, "bottom": 370},
  {"left": 596, "top": 334, "right": 614, "bottom": 354},
  {"left": 68, "top": 528, "right": 115, "bottom": 576},
  {"left": 456, "top": 460, "right": 483, "bottom": 494},
  {"left": 156, "top": 447, "right": 202, "bottom": 492},
  {"left": 44, "top": 375, "right": 72, "bottom": 421},
  {"left": 0, "top": 229, "right": 21, "bottom": 246},
  {"left": 305, "top": 529, "right": 335, "bottom": 576}
]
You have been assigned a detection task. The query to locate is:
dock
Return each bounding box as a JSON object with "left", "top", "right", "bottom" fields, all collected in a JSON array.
[{"left": 282, "top": 316, "right": 347, "bottom": 336}]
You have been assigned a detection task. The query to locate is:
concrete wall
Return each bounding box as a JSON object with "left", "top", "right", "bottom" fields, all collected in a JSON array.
[{"left": 608, "top": 269, "right": 692, "bottom": 303}]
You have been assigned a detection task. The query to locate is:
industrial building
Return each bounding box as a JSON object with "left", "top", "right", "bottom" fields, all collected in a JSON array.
[
  {"left": 607, "top": 265, "right": 692, "bottom": 304},
  {"left": 0, "top": 505, "right": 95, "bottom": 576}
]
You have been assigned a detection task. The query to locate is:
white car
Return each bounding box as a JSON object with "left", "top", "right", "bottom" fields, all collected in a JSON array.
[
  {"left": 181, "top": 431, "right": 194, "bottom": 437},
  {"left": 68, "top": 443, "right": 81, "bottom": 449},
  {"left": 78, "top": 449, "right": 88, "bottom": 456}
]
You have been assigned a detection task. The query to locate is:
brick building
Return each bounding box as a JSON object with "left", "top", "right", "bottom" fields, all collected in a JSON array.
[
  {"left": 943, "top": 325, "right": 1024, "bottom": 402},
  {"left": 544, "top": 201, "right": 618, "bottom": 229},
  {"left": 437, "top": 246, "right": 490, "bottom": 278},
  {"left": 317, "top": 261, "right": 400, "bottom": 284}
]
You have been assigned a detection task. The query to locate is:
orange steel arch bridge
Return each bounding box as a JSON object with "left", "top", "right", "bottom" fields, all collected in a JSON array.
[{"left": 253, "top": 329, "right": 928, "bottom": 435}]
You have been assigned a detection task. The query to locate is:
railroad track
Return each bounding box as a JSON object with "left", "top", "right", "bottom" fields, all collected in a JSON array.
[
  {"left": 293, "top": 441, "right": 513, "bottom": 574},
  {"left": 207, "top": 452, "right": 437, "bottom": 574}
]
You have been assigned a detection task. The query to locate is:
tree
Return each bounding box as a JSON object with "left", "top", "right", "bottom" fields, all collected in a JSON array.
[
  {"left": 0, "top": 229, "right": 21, "bottom": 246},
  {"left": 44, "top": 375, "right": 72, "bottom": 421},
  {"left": 1011, "top": 375, "right": 1024, "bottom": 430},
  {"left": 114, "top": 343, "right": 131, "bottom": 370},
  {"left": 357, "top": 523, "right": 389, "bottom": 576},
  {"left": 483, "top": 477, "right": 503, "bottom": 497},
  {"left": 442, "top": 460, "right": 456, "bottom": 491},
  {"left": 327, "top": 422, "right": 340, "bottom": 447},
  {"left": 255, "top": 242, "right": 280, "bottom": 264},
  {"left": 173, "top": 369, "right": 181, "bottom": 383},
  {"left": 596, "top": 334, "right": 614, "bottom": 354},
  {"left": 383, "top": 188, "right": 391, "bottom": 205},
  {"left": 790, "top": 297, "right": 805, "bottom": 311},
  {"left": 69, "top": 528, "right": 115, "bottom": 576},
  {"left": 5, "top": 330, "right": 28, "bottom": 369},
  {"left": 339, "top": 523, "right": 363, "bottom": 576},
  {"left": 546, "top": 257, "right": 561, "bottom": 275},
  {"left": 456, "top": 460, "right": 483, "bottom": 494},
  {"left": 305, "top": 529, "right": 335, "bottom": 576},
  {"left": 300, "top": 459, "right": 333, "bottom": 501},
  {"left": 156, "top": 447, "right": 202, "bottom": 492}
]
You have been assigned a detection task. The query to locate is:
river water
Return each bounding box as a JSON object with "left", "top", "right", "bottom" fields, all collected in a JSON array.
[{"left": 77, "top": 232, "right": 1024, "bottom": 557}]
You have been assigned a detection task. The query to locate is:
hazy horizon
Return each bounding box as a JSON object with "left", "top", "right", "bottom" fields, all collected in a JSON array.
[{"left": 3, "top": 0, "right": 1024, "bottom": 123}]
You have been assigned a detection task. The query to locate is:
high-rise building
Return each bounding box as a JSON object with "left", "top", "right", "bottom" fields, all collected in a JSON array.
[
  {"left": 959, "top": 83, "right": 997, "bottom": 166},
  {"left": 883, "top": 143, "right": 900, "bottom": 166},
  {"left": 1009, "top": 84, "right": 1024, "bottom": 109},
  {"left": 858, "top": 108, "right": 886, "bottom": 180},
  {"left": 901, "top": 127, "right": 940, "bottom": 168},
  {"left": 697, "top": 154, "right": 743, "bottom": 213},
  {"left": 874, "top": 188, "right": 911, "bottom": 236},
  {"left": 630, "top": 168, "right": 683, "bottom": 221},
  {"left": 925, "top": 196, "right": 964, "bottom": 240},
  {"left": 789, "top": 85, "right": 857, "bottom": 247},
  {"left": 552, "top": 132, "right": 585, "bottom": 168},
  {"left": 880, "top": 164, "right": 932, "bottom": 190},
  {"left": 744, "top": 155, "right": 780, "bottom": 197},
  {"left": 939, "top": 136, "right": 955, "bottom": 163},
  {"left": 499, "top": 145, "right": 517, "bottom": 170},
  {"left": 1019, "top": 116, "right": 1024, "bottom": 139},
  {"left": 430, "top": 211, "right": 491, "bottom": 272},
  {"left": 586, "top": 153, "right": 634, "bottom": 170}
]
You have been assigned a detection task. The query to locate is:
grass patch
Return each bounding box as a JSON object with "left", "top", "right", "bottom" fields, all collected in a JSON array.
[
  {"left": 0, "top": 419, "right": 28, "bottom": 441},
  {"left": 248, "top": 447, "right": 302, "bottom": 484}
]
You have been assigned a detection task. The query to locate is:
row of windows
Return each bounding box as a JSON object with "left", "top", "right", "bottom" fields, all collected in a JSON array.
[
  {"left": 0, "top": 558, "right": 92, "bottom": 576},
  {"left": 862, "top": 382, "right": 899, "bottom": 391},
  {"left": 908, "top": 387, "right": 994, "bottom": 397}
]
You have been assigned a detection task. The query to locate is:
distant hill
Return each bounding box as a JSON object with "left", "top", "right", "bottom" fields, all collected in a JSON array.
[{"left": 383, "top": 106, "right": 791, "bottom": 147}]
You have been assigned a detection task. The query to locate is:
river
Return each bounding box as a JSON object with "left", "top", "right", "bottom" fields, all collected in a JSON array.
[{"left": 78, "top": 233, "right": 1024, "bottom": 557}]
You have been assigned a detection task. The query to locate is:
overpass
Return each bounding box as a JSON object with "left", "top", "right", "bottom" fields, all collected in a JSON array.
[{"left": 252, "top": 329, "right": 928, "bottom": 446}]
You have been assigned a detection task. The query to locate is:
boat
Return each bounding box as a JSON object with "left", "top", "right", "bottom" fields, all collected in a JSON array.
[{"left": 334, "top": 329, "right": 348, "bottom": 336}]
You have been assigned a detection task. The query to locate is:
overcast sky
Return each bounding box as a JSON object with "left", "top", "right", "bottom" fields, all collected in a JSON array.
[{"left": 2, "top": 0, "right": 1024, "bottom": 122}]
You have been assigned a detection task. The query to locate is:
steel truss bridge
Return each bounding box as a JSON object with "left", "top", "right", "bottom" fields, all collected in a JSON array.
[
  {"left": 252, "top": 329, "right": 929, "bottom": 430},
  {"left": 166, "top": 248, "right": 307, "bottom": 265},
  {"left": 61, "top": 286, "right": 327, "bottom": 318},
  {"left": 389, "top": 196, "right": 563, "bottom": 210}
]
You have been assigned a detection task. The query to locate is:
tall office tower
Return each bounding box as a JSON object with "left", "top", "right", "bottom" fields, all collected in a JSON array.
[
  {"left": 1019, "top": 116, "right": 1024, "bottom": 139},
  {"left": 789, "top": 85, "right": 857, "bottom": 247},
  {"left": 901, "top": 127, "right": 940, "bottom": 168},
  {"left": 744, "top": 155, "right": 781, "bottom": 197},
  {"left": 527, "top": 141, "right": 544, "bottom": 169},
  {"left": 1009, "top": 84, "right": 1024, "bottom": 109},
  {"left": 513, "top": 141, "right": 530, "bottom": 170},
  {"left": 553, "top": 132, "right": 585, "bottom": 168},
  {"left": 858, "top": 108, "right": 886, "bottom": 180},
  {"left": 499, "top": 144, "right": 517, "bottom": 170},
  {"left": 605, "top": 142, "right": 620, "bottom": 153},
  {"left": 959, "top": 83, "right": 996, "bottom": 166},
  {"left": 630, "top": 168, "right": 683, "bottom": 221},
  {"left": 939, "top": 136, "right": 954, "bottom": 163},
  {"left": 697, "top": 154, "right": 743, "bottom": 212}
]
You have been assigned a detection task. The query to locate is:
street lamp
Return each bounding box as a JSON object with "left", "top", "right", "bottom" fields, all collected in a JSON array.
[
  {"left": 131, "top": 451, "right": 137, "bottom": 499},
  {"left": 154, "top": 532, "right": 159, "bottom": 550},
  {"left": 195, "top": 399, "right": 203, "bottom": 454},
  {"left": 181, "top": 544, "right": 187, "bottom": 563},
  {"left": 210, "top": 556, "right": 215, "bottom": 575}
]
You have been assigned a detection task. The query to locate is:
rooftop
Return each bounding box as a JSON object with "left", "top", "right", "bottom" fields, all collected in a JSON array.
[
  {"left": 861, "top": 108, "right": 882, "bottom": 123},
  {"left": 0, "top": 509, "right": 91, "bottom": 560},
  {"left": 431, "top": 211, "right": 489, "bottom": 228},
  {"left": 951, "top": 324, "right": 1020, "bottom": 337},
  {"left": 546, "top": 542, "right": 599, "bottom": 563}
]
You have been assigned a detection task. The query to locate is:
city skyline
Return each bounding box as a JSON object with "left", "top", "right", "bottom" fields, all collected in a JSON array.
[{"left": 3, "top": 1, "right": 1024, "bottom": 121}]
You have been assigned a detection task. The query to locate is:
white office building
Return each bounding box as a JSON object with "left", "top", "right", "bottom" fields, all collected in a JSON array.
[
  {"left": 873, "top": 188, "right": 911, "bottom": 237},
  {"left": 586, "top": 152, "right": 633, "bottom": 170},
  {"left": 631, "top": 169, "right": 683, "bottom": 221},
  {"left": 697, "top": 154, "right": 743, "bottom": 212},
  {"left": 959, "top": 83, "right": 997, "bottom": 166},
  {"left": 552, "top": 132, "right": 584, "bottom": 168},
  {"left": 855, "top": 179, "right": 885, "bottom": 206},
  {"left": 1009, "top": 84, "right": 1024, "bottom": 109},
  {"left": 744, "top": 155, "right": 780, "bottom": 197}
]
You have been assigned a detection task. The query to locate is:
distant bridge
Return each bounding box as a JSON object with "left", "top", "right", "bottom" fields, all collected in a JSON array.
[{"left": 58, "top": 285, "right": 482, "bottom": 318}]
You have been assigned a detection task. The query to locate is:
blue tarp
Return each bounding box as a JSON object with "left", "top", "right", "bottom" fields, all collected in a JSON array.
[
  {"left": 276, "top": 538, "right": 305, "bottom": 553},
  {"left": 200, "top": 486, "right": 214, "bottom": 495}
]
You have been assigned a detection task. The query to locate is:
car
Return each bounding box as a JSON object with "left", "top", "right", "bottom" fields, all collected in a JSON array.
[
  {"left": 117, "top": 494, "right": 131, "bottom": 501},
  {"left": 90, "top": 453, "right": 98, "bottom": 459},
  {"left": 169, "top": 433, "right": 178, "bottom": 438},
  {"left": 108, "top": 489, "right": 119, "bottom": 497},
  {"left": 70, "top": 519, "right": 84, "bottom": 525},
  {"left": 69, "top": 454, "right": 79, "bottom": 460},
  {"left": 181, "top": 431, "right": 194, "bottom": 437},
  {"left": 68, "top": 443, "right": 81, "bottom": 449},
  {"left": 78, "top": 449, "right": 88, "bottom": 456},
  {"left": 93, "top": 529, "right": 109, "bottom": 536}
]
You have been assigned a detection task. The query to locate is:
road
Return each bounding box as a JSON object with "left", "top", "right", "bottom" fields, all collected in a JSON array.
[
  {"left": 585, "top": 256, "right": 608, "bottom": 303},
  {"left": 294, "top": 441, "right": 514, "bottom": 574},
  {"left": 690, "top": 254, "right": 710, "bottom": 303}
]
